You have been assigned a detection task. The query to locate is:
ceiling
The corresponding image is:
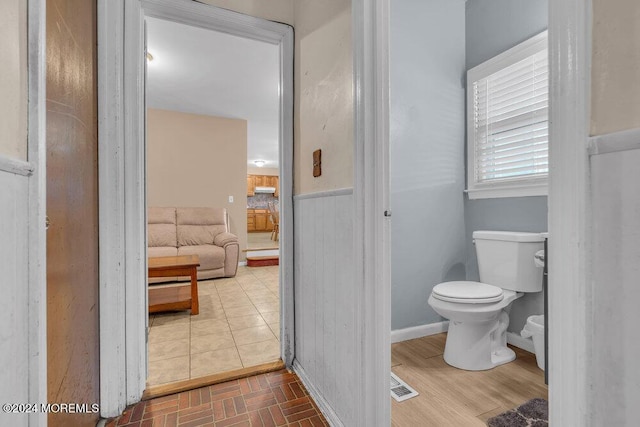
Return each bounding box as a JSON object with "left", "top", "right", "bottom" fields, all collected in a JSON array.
[{"left": 146, "top": 17, "right": 280, "bottom": 169}]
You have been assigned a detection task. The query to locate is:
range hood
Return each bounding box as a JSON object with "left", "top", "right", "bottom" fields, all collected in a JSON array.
[{"left": 254, "top": 186, "right": 277, "bottom": 194}]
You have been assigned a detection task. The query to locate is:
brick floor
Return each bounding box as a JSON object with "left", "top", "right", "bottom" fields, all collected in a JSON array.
[{"left": 107, "top": 369, "right": 328, "bottom": 427}]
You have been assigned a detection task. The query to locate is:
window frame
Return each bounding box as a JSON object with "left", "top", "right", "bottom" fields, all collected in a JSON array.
[{"left": 466, "top": 30, "right": 549, "bottom": 200}]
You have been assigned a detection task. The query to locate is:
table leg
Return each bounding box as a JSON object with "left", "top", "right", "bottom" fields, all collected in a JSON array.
[{"left": 190, "top": 267, "right": 199, "bottom": 315}]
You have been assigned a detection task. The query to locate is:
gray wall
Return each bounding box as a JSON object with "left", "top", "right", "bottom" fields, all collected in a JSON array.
[
  {"left": 390, "top": 0, "right": 467, "bottom": 330},
  {"left": 465, "top": 0, "right": 549, "bottom": 333},
  {"left": 465, "top": 0, "right": 548, "bottom": 69}
]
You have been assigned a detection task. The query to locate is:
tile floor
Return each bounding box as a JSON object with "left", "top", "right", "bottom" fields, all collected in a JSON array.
[
  {"left": 148, "top": 265, "right": 281, "bottom": 387},
  {"left": 108, "top": 369, "right": 328, "bottom": 427}
]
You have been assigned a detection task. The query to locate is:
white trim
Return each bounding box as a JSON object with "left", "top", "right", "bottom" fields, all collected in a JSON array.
[
  {"left": 467, "top": 31, "right": 548, "bottom": 79},
  {"left": 292, "top": 187, "right": 353, "bottom": 201},
  {"left": 549, "top": 0, "right": 593, "bottom": 425},
  {"left": 99, "top": 0, "right": 295, "bottom": 415},
  {"left": 506, "top": 331, "right": 535, "bottom": 354},
  {"left": 588, "top": 128, "right": 640, "bottom": 156},
  {"left": 466, "top": 182, "right": 548, "bottom": 199},
  {"left": 98, "top": 0, "right": 128, "bottom": 417},
  {"left": 390, "top": 321, "right": 449, "bottom": 344},
  {"left": 293, "top": 361, "right": 343, "bottom": 427},
  {"left": 27, "top": 0, "right": 47, "bottom": 425},
  {"left": 353, "top": 0, "right": 390, "bottom": 425},
  {"left": 238, "top": 261, "right": 247, "bottom": 267},
  {"left": 0, "top": 155, "right": 34, "bottom": 176}
]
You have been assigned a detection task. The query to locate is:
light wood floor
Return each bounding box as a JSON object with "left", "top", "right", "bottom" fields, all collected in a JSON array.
[{"left": 391, "top": 333, "right": 548, "bottom": 426}]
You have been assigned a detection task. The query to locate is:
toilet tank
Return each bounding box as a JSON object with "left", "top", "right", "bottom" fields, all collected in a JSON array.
[{"left": 473, "top": 230, "right": 544, "bottom": 292}]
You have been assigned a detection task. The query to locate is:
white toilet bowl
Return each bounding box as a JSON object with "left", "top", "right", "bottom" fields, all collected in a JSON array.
[
  {"left": 426, "top": 230, "right": 545, "bottom": 371},
  {"left": 428, "top": 281, "right": 522, "bottom": 370}
]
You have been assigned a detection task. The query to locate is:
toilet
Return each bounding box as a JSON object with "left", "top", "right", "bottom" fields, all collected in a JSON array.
[{"left": 428, "top": 230, "right": 544, "bottom": 371}]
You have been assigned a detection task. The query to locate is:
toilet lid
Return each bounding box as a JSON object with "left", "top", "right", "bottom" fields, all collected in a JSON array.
[{"left": 432, "top": 281, "right": 504, "bottom": 304}]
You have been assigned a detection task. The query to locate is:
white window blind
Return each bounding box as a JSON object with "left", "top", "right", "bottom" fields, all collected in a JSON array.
[{"left": 466, "top": 31, "right": 548, "bottom": 199}]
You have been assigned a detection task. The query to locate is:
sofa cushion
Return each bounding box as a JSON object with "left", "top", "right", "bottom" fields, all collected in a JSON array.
[
  {"left": 178, "top": 245, "right": 225, "bottom": 270},
  {"left": 148, "top": 246, "right": 178, "bottom": 258},
  {"left": 148, "top": 207, "right": 177, "bottom": 247},
  {"left": 176, "top": 207, "right": 227, "bottom": 246}
]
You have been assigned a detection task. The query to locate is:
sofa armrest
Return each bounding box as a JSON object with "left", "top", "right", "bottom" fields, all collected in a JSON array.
[
  {"left": 214, "top": 233, "right": 239, "bottom": 277},
  {"left": 214, "top": 232, "right": 238, "bottom": 248}
]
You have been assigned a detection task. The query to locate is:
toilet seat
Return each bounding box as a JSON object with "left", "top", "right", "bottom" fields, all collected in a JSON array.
[{"left": 432, "top": 281, "right": 504, "bottom": 304}]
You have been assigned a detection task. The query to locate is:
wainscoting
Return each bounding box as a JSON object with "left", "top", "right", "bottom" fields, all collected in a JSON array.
[
  {"left": 589, "top": 129, "right": 640, "bottom": 425},
  {"left": 0, "top": 168, "right": 30, "bottom": 420},
  {"left": 293, "top": 189, "right": 356, "bottom": 426}
]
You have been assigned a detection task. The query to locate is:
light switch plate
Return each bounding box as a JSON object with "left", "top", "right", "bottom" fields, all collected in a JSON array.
[
  {"left": 313, "top": 149, "right": 321, "bottom": 177},
  {"left": 228, "top": 195, "right": 234, "bottom": 203}
]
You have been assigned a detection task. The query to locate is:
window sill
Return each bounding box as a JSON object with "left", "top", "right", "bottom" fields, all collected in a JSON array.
[{"left": 465, "top": 182, "right": 548, "bottom": 200}]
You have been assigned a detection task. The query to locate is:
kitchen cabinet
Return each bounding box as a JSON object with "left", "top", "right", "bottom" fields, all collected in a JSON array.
[
  {"left": 247, "top": 211, "right": 256, "bottom": 231},
  {"left": 247, "top": 209, "right": 274, "bottom": 232},
  {"left": 247, "top": 176, "right": 256, "bottom": 196},
  {"left": 247, "top": 174, "right": 279, "bottom": 197}
]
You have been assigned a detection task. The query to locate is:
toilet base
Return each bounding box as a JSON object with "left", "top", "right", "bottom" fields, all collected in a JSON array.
[{"left": 443, "top": 312, "right": 515, "bottom": 371}]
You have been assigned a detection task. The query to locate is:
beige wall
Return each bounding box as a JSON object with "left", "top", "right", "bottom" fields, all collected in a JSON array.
[
  {"left": 198, "top": 0, "right": 294, "bottom": 26},
  {"left": 147, "top": 109, "right": 248, "bottom": 259},
  {"left": 0, "top": 0, "right": 27, "bottom": 160},
  {"left": 294, "top": 0, "right": 353, "bottom": 194},
  {"left": 591, "top": 0, "right": 640, "bottom": 135},
  {"left": 198, "top": 0, "right": 354, "bottom": 195}
]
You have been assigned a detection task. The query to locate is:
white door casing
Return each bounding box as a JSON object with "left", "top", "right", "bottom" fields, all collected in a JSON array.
[
  {"left": 353, "top": 0, "right": 391, "bottom": 425},
  {"left": 548, "top": 0, "right": 593, "bottom": 424},
  {"left": 98, "top": 0, "right": 294, "bottom": 417}
]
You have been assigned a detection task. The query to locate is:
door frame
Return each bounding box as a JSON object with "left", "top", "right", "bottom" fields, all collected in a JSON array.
[
  {"left": 27, "top": 0, "right": 47, "bottom": 425},
  {"left": 353, "top": 0, "right": 391, "bottom": 424},
  {"left": 98, "top": 0, "right": 294, "bottom": 417},
  {"left": 547, "top": 0, "right": 593, "bottom": 424}
]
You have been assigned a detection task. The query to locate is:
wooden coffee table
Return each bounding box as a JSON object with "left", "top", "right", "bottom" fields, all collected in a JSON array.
[{"left": 148, "top": 255, "right": 200, "bottom": 315}]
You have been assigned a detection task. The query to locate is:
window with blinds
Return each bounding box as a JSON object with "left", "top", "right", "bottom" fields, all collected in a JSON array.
[{"left": 466, "top": 31, "right": 549, "bottom": 199}]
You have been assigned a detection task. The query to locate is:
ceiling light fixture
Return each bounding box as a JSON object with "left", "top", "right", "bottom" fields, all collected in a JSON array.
[
  {"left": 146, "top": 52, "right": 154, "bottom": 62},
  {"left": 254, "top": 160, "right": 266, "bottom": 167}
]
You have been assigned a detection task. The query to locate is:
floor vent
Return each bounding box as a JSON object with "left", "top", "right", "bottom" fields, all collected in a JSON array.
[{"left": 390, "top": 372, "right": 419, "bottom": 402}]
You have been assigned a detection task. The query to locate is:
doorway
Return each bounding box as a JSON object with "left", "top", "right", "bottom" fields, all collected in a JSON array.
[
  {"left": 144, "top": 16, "right": 284, "bottom": 388},
  {"left": 98, "top": 0, "right": 293, "bottom": 415}
]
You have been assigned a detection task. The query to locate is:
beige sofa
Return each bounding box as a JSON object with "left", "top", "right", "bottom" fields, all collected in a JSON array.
[{"left": 148, "top": 207, "right": 239, "bottom": 281}]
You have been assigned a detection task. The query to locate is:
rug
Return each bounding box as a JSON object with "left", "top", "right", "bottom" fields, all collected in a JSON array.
[{"left": 486, "top": 398, "right": 548, "bottom": 427}]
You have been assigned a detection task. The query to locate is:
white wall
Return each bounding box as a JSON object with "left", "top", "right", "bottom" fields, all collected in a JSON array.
[
  {"left": 294, "top": 191, "right": 356, "bottom": 425},
  {"left": 0, "top": 2, "right": 30, "bottom": 424},
  {"left": 590, "top": 141, "right": 640, "bottom": 426},
  {"left": 0, "top": 172, "right": 29, "bottom": 426},
  {"left": 0, "top": 0, "right": 27, "bottom": 160},
  {"left": 390, "top": 0, "right": 467, "bottom": 330},
  {"left": 588, "top": 2, "right": 640, "bottom": 423}
]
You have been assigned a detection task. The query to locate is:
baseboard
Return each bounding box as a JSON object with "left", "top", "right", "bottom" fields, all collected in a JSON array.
[
  {"left": 390, "top": 321, "right": 449, "bottom": 344},
  {"left": 506, "top": 331, "right": 535, "bottom": 354},
  {"left": 292, "top": 360, "right": 343, "bottom": 427}
]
